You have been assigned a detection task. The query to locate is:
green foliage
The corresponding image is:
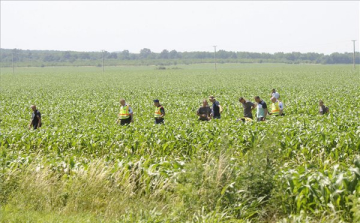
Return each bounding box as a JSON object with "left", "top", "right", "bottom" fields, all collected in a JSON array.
[{"left": 0, "top": 64, "right": 359, "bottom": 222}]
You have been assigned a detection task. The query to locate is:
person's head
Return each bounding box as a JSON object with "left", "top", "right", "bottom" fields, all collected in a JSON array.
[
  {"left": 254, "top": 96, "right": 261, "bottom": 103},
  {"left": 202, "top": 99, "right": 208, "bottom": 107},
  {"left": 319, "top": 100, "right": 324, "bottom": 106},
  {"left": 120, "top": 98, "right": 126, "bottom": 106},
  {"left": 30, "top": 105, "right": 36, "bottom": 111},
  {"left": 153, "top": 99, "right": 160, "bottom": 106},
  {"left": 239, "top": 97, "right": 245, "bottom": 104},
  {"left": 271, "top": 97, "right": 277, "bottom": 103},
  {"left": 272, "top": 89, "right": 276, "bottom": 93},
  {"left": 209, "top": 95, "right": 216, "bottom": 103}
]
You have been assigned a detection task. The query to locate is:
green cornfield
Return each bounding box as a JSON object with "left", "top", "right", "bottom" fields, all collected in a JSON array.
[{"left": 0, "top": 64, "right": 359, "bottom": 222}]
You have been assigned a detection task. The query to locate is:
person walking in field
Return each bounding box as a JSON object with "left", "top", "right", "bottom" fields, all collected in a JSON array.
[
  {"left": 209, "top": 95, "right": 223, "bottom": 119},
  {"left": 28, "top": 105, "right": 42, "bottom": 130},
  {"left": 268, "top": 97, "right": 284, "bottom": 116},
  {"left": 238, "top": 97, "right": 256, "bottom": 122},
  {"left": 153, "top": 99, "right": 165, "bottom": 124},
  {"left": 254, "top": 96, "right": 267, "bottom": 121},
  {"left": 197, "top": 99, "right": 212, "bottom": 121},
  {"left": 319, "top": 100, "right": 329, "bottom": 115},
  {"left": 116, "top": 99, "right": 133, "bottom": 125},
  {"left": 270, "top": 89, "right": 280, "bottom": 99}
]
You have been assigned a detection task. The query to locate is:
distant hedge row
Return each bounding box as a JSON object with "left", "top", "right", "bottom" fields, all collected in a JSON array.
[{"left": 1, "top": 48, "right": 359, "bottom": 67}]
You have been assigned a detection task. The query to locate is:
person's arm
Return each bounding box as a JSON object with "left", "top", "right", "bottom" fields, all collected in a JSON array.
[
  {"left": 129, "top": 106, "right": 134, "bottom": 122},
  {"left": 251, "top": 103, "right": 256, "bottom": 110},
  {"left": 37, "top": 117, "right": 41, "bottom": 128},
  {"left": 278, "top": 102, "right": 283, "bottom": 115},
  {"left": 160, "top": 107, "right": 165, "bottom": 118},
  {"left": 219, "top": 105, "right": 223, "bottom": 113}
]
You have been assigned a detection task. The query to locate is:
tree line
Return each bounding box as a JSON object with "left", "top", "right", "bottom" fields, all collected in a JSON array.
[{"left": 1, "top": 48, "right": 359, "bottom": 67}]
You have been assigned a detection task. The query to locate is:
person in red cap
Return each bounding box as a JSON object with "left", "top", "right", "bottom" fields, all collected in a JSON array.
[{"left": 153, "top": 99, "right": 165, "bottom": 124}]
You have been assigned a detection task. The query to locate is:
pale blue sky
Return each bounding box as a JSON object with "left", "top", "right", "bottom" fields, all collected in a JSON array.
[{"left": 1, "top": 1, "right": 359, "bottom": 54}]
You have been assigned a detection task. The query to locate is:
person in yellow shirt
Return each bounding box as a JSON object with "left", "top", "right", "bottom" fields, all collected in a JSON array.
[
  {"left": 153, "top": 99, "right": 165, "bottom": 124},
  {"left": 116, "top": 98, "right": 133, "bottom": 125},
  {"left": 268, "top": 97, "right": 284, "bottom": 116}
]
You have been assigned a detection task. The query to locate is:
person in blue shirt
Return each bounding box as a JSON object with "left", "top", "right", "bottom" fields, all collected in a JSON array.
[
  {"left": 28, "top": 105, "right": 42, "bottom": 130},
  {"left": 209, "top": 95, "right": 223, "bottom": 119}
]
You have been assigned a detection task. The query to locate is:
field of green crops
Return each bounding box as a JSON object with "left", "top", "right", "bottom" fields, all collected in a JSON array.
[{"left": 0, "top": 64, "right": 359, "bottom": 222}]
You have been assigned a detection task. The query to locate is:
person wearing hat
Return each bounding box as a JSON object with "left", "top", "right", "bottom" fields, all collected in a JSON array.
[
  {"left": 209, "top": 95, "right": 223, "bottom": 119},
  {"left": 153, "top": 99, "right": 165, "bottom": 124}
]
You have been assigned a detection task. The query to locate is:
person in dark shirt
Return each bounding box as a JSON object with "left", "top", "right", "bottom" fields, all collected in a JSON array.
[
  {"left": 319, "top": 100, "right": 329, "bottom": 115},
  {"left": 209, "top": 95, "right": 223, "bottom": 119},
  {"left": 28, "top": 105, "right": 41, "bottom": 130},
  {"left": 254, "top": 96, "right": 267, "bottom": 121},
  {"left": 197, "top": 100, "right": 212, "bottom": 121},
  {"left": 153, "top": 99, "right": 165, "bottom": 124},
  {"left": 238, "top": 97, "right": 255, "bottom": 122}
]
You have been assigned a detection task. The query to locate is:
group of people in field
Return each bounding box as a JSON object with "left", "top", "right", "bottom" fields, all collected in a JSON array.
[
  {"left": 197, "top": 89, "right": 284, "bottom": 123},
  {"left": 28, "top": 89, "right": 329, "bottom": 129}
]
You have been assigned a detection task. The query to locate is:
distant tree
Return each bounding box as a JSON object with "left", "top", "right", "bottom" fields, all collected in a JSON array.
[
  {"left": 217, "top": 50, "right": 237, "bottom": 59},
  {"left": 121, "top": 50, "right": 130, "bottom": 60},
  {"left": 140, "top": 48, "right": 152, "bottom": 59},
  {"left": 107, "top": 52, "right": 118, "bottom": 59},
  {"left": 43, "top": 54, "right": 55, "bottom": 62},
  {"left": 329, "top": 52, "right": 352, "bottom": 64},
  {"left": 159, "top": 49, "right": 169, "bottom": 59},
  {"left": 79, "top": 53, "right": 90, "bottom": 60},
  {"left": 169, "top": 50, "right": 179, "bottom": 59},
  {"left": 63, "top": 51, "right": 71, "bottom": 60}
]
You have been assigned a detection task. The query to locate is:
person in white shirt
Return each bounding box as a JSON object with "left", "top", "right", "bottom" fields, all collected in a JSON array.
[{"left": 270, "top": 89, "right": 280, "bottom": 99}]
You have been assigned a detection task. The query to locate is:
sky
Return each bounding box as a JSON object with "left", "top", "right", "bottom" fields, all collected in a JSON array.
[{"left": 1, "top": 1, "right": 359, "bottom": 54}]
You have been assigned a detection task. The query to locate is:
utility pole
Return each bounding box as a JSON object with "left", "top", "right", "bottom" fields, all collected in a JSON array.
[
  {"left": 213, "top": 46, "right": 217, "bottom": 71},
  {"left": 352, "top": 40, "right": 356, "bottom": 69},
  {"left": 11, "top": 48, "right": 16, "bottom": 74},
  {"left": 12, "top": 49, "right": 14, "bottom": 74},
  {"left": 102, "top": 50, "right": 104, "bottom": 73}
]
